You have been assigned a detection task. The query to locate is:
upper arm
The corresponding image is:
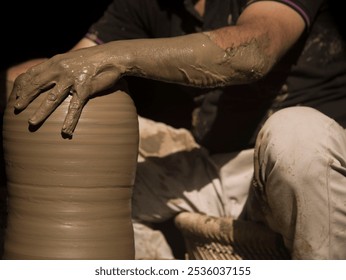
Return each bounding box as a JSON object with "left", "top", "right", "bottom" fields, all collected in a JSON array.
[
  {"left": 207, "top": 1, "right": 306, "bottom": 77},
  {"left": 238, "top": 1, "right": 306, "bottom": 60}
]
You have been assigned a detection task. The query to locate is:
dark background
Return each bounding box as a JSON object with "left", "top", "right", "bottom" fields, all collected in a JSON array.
[{"left": 0, "top": 0, "right": 112, "bottom": 71}]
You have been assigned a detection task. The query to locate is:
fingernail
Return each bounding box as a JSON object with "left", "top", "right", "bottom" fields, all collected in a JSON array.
[
  {"left": 28, "top": 116, "right": 37, "bottom": 125},
  {"left": 14, "top": 99, "right": 21, "bottom": 107},
  {"left": 62, "top": 127, "right": 73, "bottom": 137}
]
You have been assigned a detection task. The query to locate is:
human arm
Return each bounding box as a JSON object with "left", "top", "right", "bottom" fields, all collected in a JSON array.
[{"left": 13, "top": 1, "right": 306, "bottom": 136}]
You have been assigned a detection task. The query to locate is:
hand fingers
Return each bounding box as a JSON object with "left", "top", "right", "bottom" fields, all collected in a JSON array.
[
  {"left": 13, "top": 65, "right": 55, "bottom": 110},
  {"left": 61, "top": 89, "right": 88, "bottom": 136},
  {"left": 60, "top": 73, "right": 118, "bottom": 136},
  {"left": 13, "top": 73, "right": 42, "bottom": 110},
  {"left": 28, "top": 87, "right": 70, "bottom": 126}
]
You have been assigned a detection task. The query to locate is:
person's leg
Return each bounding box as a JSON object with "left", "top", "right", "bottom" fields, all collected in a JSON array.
[{"left": 253, "top": 106, "right": 346, "bottom": 259}]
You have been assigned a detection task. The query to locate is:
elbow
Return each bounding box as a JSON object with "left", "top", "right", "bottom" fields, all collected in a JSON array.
[
  {"left": 220, "top": 39, "right": 275, "bottom": 85},
  {"left": 234, "top": 56, "right": 271, "bottom": 83}
]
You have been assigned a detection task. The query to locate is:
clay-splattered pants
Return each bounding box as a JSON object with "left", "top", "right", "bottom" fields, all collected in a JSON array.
[{"left": 132, "top": 107, "right": 346, "bottom": 260}]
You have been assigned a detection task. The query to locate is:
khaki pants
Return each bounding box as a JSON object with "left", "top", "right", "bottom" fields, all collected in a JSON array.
[
  {"left": 132, "top": 107, "right": 346, "bottom": 259},
  {"left": 251, "top": 106, "right": 346, "bottom": 259}
]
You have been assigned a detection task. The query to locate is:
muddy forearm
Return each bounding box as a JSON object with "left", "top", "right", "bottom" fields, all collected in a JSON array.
[
  {"left": 109, "top": 32, "right": 271, "bottom": 88},
  {"left": 10, "top": 28, "right": 272, "bottom": 136}
]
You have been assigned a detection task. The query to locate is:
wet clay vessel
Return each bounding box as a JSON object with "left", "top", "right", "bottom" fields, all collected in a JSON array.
[{"left": 2, "top": 86, "right": 139, "bottom": 259}]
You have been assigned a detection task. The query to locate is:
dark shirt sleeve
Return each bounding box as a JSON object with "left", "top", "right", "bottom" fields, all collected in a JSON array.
[
  {"left": 85, "top": 0, "right": 151, "bottom": 44},
  {"left": 246, "top": 0, "right": 325, "bottom": 29}
]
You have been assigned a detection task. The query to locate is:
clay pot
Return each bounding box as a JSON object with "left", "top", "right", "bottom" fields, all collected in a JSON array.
[{"left": 2, "top": 84, "right": 139, "bottom": 259}]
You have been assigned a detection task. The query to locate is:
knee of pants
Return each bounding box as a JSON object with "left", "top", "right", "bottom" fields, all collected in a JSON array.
[{"left": 254, "top": 106, "right": 346, "bottom": 188}]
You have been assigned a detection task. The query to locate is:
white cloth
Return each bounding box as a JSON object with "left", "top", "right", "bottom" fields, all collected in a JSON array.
[{"left": 132, "top": 116, "right": 254, "bottom": 259}]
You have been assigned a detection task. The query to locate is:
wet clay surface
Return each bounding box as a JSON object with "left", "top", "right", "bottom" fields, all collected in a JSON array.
[{"left": 2, "top": 89, "right": 139, "bottom": 259}]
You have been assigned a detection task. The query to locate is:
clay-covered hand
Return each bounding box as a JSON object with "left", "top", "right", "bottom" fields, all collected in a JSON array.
[{"left": 13, "top": 45, "right": 124, "bottom": 136}]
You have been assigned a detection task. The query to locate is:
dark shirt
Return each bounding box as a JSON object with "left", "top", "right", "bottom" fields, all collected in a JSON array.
[{"left": 86, "top": 0, "right": 346, "bottom": 153}]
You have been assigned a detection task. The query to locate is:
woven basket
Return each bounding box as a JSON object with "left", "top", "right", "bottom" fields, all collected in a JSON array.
[{"left": 174, "top": 212, "right": 290, "bottom": 260}]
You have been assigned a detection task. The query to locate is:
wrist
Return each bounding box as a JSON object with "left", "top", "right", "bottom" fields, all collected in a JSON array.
[{"left": 104, "top": 41, "right": 138, "bottom": 78}]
